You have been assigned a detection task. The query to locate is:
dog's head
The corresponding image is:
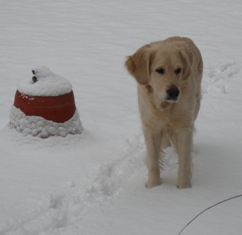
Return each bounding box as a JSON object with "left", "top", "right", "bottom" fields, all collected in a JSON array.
[{"left": 125, "top": 40, "right": 192, "bottom": 103}]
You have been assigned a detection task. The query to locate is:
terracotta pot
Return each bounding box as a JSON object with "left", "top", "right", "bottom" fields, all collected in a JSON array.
[{"left": 14, "top": 90, "right": 76, "bottom": 123}]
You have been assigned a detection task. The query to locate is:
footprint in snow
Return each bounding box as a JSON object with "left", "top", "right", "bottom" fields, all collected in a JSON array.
[{"left": 203, "top": 60, "right": 240, "bottom": 95}]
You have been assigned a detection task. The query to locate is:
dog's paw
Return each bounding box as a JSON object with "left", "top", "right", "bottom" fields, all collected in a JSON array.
[
  {"left": 146, "top": 177, "right": 162, "bottom": 188},
  {"left": 177, "top": 179, "right": 192, "bottom": 189}
]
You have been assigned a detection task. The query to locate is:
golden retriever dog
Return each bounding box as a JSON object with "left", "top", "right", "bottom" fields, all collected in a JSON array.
[{"left": 125, "top": 36, "right": 203, "bottom": 189}]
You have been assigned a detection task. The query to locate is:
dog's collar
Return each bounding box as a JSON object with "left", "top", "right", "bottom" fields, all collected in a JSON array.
[{"left": 145, "top": 84, "right": 153, "bottom": 93}]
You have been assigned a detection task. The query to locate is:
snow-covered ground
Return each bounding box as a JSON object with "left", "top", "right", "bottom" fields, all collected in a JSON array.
[{"left": 1, "top": 1, "right": 242, "bottom": 234}]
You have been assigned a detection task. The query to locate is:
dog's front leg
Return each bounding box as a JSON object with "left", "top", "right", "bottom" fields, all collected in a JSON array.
[
  {"left": 143, "top": 127, "right": 162, "bottom": 188},
  {"left": 174, "top": 128, "right": 193, "bottom": 189}
]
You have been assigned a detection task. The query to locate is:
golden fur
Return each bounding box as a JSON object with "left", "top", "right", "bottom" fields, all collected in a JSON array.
[{"left": 125, "top": 36, "right": 203, "bottom": 188}]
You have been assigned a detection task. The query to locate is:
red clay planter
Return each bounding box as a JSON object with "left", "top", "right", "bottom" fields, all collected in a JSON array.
[
  {"left": 9, "top": 66, "right": 82, "bottom": 138},
  {"left": 14, "top": 90, "right": 76, "bottom": 123}
]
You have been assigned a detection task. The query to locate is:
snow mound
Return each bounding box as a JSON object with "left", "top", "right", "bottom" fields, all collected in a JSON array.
[
  {"left": 9, "top": 106, "right": 83, "bottom": 138},
  {"left": 17, "top": 66, "right": 72, "bottom": 96}
]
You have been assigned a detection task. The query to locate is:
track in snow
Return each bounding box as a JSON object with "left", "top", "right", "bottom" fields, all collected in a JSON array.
[{"left": 0, "top": 134, "right": 146, "bottom": 235}]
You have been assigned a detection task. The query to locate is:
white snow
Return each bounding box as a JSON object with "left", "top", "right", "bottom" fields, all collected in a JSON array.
[
  {"left": 9, "top": 106, "right": 82, "bottom": 138},
  {"left": 1, "top": 1, "right": 242, "bottom": 235},
  {"left": 17, "top": 66, "right": 72, "bottom": 96}
]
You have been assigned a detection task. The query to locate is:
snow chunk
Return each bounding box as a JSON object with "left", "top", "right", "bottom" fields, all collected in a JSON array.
[
  {"left": 17, "top": 66, "right": 72, "bottom": 96},
  {"left": 9, "top": 106, "right": 83, "bottom": 138}
]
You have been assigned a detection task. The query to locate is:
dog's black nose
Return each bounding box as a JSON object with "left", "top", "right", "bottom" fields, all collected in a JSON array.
[{"left": 166, "top": 86, "right": 180, "bottom": 101}]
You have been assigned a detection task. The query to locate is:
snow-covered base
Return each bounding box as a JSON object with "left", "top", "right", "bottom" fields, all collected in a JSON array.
[{"left": 9, "top": 106, "right": 83, "bottom": 138}]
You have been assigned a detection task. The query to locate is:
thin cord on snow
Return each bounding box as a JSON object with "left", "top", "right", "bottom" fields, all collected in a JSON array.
[{"left": 177, "top": 193, "right": 242, "bottom": 235}]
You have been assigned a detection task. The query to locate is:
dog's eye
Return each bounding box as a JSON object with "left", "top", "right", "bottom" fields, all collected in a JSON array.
[
  {"left": 175, "top": 68, "right": 181, "bottom": 75},
  {"left": 156, "top": 68, "right": 165, "bottom": 75}
]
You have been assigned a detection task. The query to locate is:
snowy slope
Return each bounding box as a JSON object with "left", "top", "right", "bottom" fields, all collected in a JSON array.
[{"left": 1, "top": 1, "right": 242, "bottom": 234}]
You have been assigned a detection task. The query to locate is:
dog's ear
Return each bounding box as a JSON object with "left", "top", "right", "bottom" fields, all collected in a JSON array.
[
  {"left": 125, "top": 45, "right": 154, "bottom": 85},
  {"left": 179, "top": 44, "right": 193, "bottom": 81}
]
